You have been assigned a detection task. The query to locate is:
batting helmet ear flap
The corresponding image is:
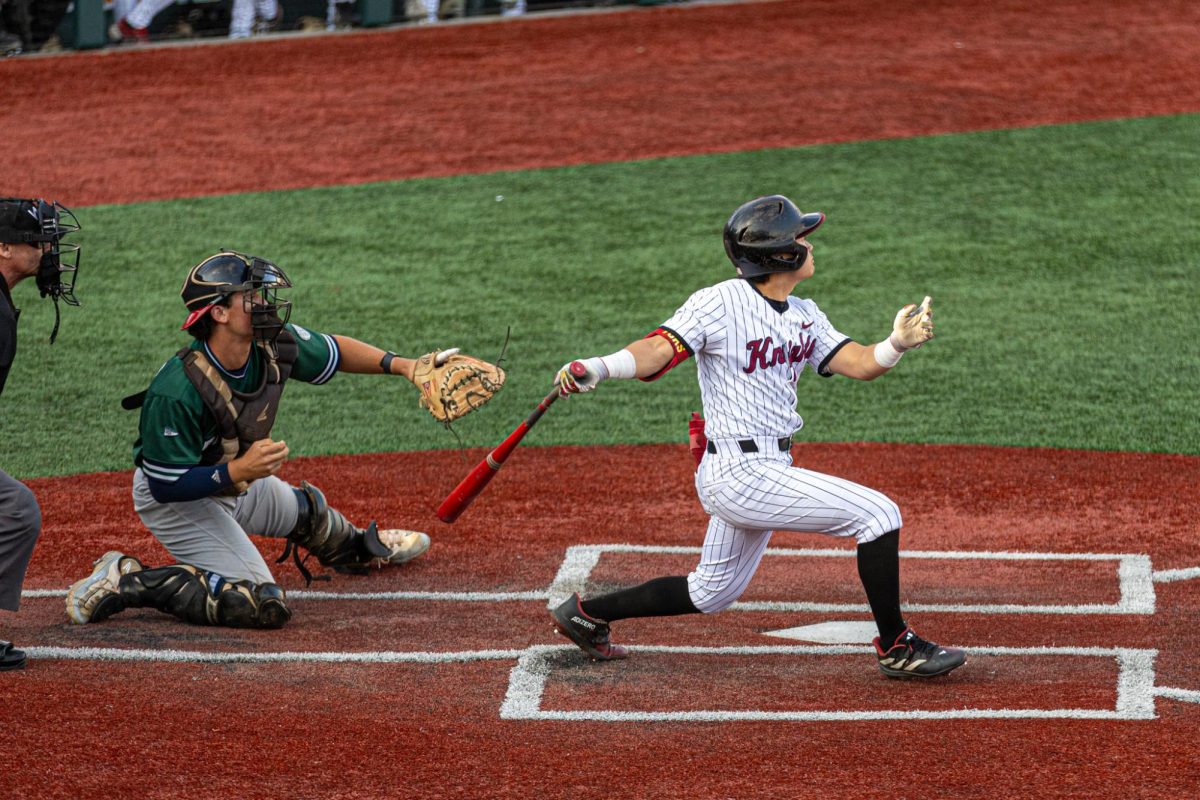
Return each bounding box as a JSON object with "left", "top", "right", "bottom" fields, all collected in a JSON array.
[{"left": 723, "top": 195, "right": 824, "bottom": 279}]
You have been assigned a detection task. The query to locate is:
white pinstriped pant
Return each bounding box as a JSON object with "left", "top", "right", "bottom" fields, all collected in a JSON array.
[{"left": 688, "top": 437, "right": 902, "bottom": 613}]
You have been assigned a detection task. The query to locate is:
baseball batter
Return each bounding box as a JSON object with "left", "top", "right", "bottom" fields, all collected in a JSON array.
[
  {"left": 0, "top": 197, "right": 81, "bottom": 671},
  {"left": 551, "top": 195, "right": 966, "bottom": 679},
  {"left": 65, "top": 251, "right": 437, "bottom": 630}
]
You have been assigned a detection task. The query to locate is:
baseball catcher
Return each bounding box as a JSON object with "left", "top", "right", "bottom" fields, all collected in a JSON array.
[{"left": 65, "top": 250, "right": 499, "bottom": 630}]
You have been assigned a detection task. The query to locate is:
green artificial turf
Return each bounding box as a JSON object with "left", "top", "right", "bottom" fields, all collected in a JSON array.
[{"left": 3, "top": 114, "right": 1197, "bottom": 477}]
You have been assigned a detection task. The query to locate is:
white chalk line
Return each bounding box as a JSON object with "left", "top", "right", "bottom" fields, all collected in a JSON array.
[
  {"left": 22, "top": 588, "right": 545, "bottom": 602},
  {"left": 547, "top": 545, "right": 1157, "bottom": 615},
  {"left": 24, "top": 645, "right": 527, "bottom": 664},
  {"left": 1155, "top": 687, "right": 1200, "bottom": 704},
  {"left": 1153, "top": 566, "right": 1200, "bottom": 583},
  {"left": 23, "top": 547, "right": 1192, "bottom": 615},
  {"left": 500, "top": 644, "right": 1164, "bottom": 722},
  {"left": 20, "top": 643, "right": 1197, "bottom": 717}
]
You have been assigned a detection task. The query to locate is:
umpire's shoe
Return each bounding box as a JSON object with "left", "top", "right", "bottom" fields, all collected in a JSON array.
[
  {"left": 874, "top": 627, "right": 966, "bottom": 679},
  {"left": 65, "top": 551, "right": 144, "bottom": 625},
  {"left": 0, "top": 640, "right": 26, "bottom": 671},
  {"left": 551, "top": 593, "right": 628, "bottom": 661}
]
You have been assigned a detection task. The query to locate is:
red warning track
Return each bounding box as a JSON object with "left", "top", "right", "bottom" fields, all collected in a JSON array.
[
  {"left": 4, "top": 444, "right": 1199, "bottom": 797},
  {"left": 3, "top": 0, "right": 1200, "bottom": 206}
]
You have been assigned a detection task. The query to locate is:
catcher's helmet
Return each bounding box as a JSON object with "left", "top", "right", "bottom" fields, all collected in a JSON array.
[
  {"left": 723, "top": 195, "right": 824, "bottom": 279},
  {"left": 180, "top": 251, "right": 292, "bottom": 338}
]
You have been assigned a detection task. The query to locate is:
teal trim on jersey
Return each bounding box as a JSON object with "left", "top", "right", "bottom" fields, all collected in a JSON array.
[
  {"left": 2, "top": 113, "right": 1199, "bottom": 477},
  {"left": 132, "top": 323, "right": 339, "bottom": 471}
]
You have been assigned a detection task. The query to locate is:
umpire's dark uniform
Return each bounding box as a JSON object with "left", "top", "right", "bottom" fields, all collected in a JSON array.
[
  {"left": 1, "top": 276, "right": 41, "bottom": 670},
  {"left": 0, "top": 195, "right": 81, "bottom": 672}
]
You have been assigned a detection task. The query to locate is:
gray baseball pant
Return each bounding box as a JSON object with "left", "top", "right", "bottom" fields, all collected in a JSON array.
[
  {"left": 131, "top": 468, "right": 299, "bottom": 585},
  {"left": 0, "top": 468, "right": 41, "bottom": 612}
]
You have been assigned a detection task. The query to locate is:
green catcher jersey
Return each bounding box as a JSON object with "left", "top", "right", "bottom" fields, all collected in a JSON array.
[{"left": 134, "top": 323, "right": 339, "bottom": 480}]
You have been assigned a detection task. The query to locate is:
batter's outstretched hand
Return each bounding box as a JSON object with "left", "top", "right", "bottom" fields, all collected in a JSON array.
[
  {"left": 556, "top": 359, "right": 604, "bottom": 396},
  {"left": 890, "top": 295, "right": 934, "bottom": 351}
]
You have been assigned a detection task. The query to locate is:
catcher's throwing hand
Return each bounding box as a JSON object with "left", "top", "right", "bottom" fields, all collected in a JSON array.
[
  {"left": 890, "top": 295, "right": 934, "bottom": 351},
  {"left": 556, "top": 358, "right": 605, "bottom": 396},
  {"left": 411, "top": 349, "right": 506, "bottom": 424}
]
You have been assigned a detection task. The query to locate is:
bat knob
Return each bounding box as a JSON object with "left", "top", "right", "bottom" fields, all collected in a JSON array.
[{"left": 569, "top": 361, "right": 588, "bottom": 378}]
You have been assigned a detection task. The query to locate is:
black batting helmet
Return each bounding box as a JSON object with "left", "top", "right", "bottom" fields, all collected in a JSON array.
[
  {"left": 180, "top": 251, "right": 292, "bottom": 339},
  {"left": 723, "top": 195, "right": 824, "bottom": 279}
]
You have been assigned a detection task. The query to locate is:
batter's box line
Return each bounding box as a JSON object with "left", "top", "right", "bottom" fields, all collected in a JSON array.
[
  {"left": 547, "top": 545, "right": 1157, "bottom": 616},
  {"left": 500, "top": 644, "right": 1166, "bottom": 722},
  {"left": 23, "top": 547, "right": 1193, "bottom": 608}
]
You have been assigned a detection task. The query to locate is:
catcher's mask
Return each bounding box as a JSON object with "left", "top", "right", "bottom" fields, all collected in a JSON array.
[
  {"left": 0, "top": 198, "right": 82, "bottom": 343},
  {"left": 722, "top": 195, "right": 824, "bottom": 279},
  {"left": 181, "top": 251, "right": 293, "bottom": 345}
]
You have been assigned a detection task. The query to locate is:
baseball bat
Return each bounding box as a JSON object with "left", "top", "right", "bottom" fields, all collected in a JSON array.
[{"left": 436, "top": 361, "right": 588, "bottom": 523}]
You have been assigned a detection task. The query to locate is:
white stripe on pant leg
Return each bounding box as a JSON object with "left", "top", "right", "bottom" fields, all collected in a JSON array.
[{"left": 688, "top": 517, "right": 772, "bottom": 613}]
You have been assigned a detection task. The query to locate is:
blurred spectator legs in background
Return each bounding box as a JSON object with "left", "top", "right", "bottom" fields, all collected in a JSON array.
[
  {"left": 111, "top": 0, "right": 283, "bottom": 42},
  {"left": 109, "top": 0, "right": 167, "bottom": 42},
  {"left": 402, "top": 0, "right": 469, "bottom": 25},
  {"left": 0, "top": 0, "right": 26, "bottom": 55},
  {"left": 230, "top": 0, "right": 280, "bottom": 38},
  {"left": 1, "top": 0, "right": 71, "bottom": 53}
]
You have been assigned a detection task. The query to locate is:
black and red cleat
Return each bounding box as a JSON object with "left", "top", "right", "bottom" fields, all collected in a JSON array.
[
  {"left": 550, "top": 593, "right": 628, "bottom": 661},
  {"left": 874, "top": 627, "right": 966, "bottom": 679}
]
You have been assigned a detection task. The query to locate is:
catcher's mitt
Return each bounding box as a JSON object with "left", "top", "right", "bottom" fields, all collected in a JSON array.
[{"left": 412, "top": 350, "right": 506, "bottom": 423}]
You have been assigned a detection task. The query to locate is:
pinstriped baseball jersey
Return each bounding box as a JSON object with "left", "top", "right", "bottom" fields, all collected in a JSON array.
[
  {"left": 660, "top": 278, "right": 850, "bottom": 441},
  {"left": 652, "top": 278, "right": 902, "bottom": 613}
]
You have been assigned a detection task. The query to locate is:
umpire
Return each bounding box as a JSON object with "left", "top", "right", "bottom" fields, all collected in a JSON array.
[{"left": 0, "top": 197, "right": 81, "bottom": 671}]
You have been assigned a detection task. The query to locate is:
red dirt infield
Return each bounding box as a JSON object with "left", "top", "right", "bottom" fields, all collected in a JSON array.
[
  {"left": 3, "top": 0, "right": 1200, "bottom": 795},
  {"left": 3, "top": 444, "right": 1199, "bottom": 797},
  {"left": 3, "top": 0, "right": 1200, "bottom": 206}
]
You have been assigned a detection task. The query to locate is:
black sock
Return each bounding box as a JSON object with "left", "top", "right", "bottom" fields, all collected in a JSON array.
[
  {"left": 580, "top": 576, "right": 699, "bottom": 623},
  {"left": 856, "top": 530, "right": 906, "bottom": 647}
]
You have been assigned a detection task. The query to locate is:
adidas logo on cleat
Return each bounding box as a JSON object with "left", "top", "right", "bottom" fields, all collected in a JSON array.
[{"left": 570, "top": 615, "right": 596, "bottom": 630}]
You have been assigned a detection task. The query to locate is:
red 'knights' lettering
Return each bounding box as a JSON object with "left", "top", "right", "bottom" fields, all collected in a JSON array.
[{"left": 743, "top": 336, "right": 816, "bottom": 373}]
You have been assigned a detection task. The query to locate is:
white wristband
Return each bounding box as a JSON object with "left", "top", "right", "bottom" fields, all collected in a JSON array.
[
  {"left": 873, "top": 338, "right": 905, "bottom": 368},
  {"left": 598, "top": 349, "right": 637, "bottom": 380}
]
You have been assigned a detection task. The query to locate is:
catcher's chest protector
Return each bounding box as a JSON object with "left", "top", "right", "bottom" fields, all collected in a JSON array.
[{"left": 179, "top": 330, "right": 298, "bottom": 488}]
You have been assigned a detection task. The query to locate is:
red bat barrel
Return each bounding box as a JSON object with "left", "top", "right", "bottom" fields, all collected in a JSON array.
[{"left": 436, "top": 361, "right": 588, "bottom": 523}]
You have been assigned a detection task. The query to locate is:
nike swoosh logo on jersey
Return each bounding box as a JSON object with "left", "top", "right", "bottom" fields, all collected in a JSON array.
[
  {"left": 257, "top": 404, "right": 270, "bottom": 422},
  {"left": 801, "top": 321, "right": 815, "bottom": 329}
]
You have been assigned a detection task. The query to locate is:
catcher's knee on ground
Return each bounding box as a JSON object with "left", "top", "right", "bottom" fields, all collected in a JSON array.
[{"left": 122, "top": 564, "right": 291, "bottom": 628}]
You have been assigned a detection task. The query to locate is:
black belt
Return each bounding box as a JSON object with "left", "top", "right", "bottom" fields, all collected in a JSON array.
[{"left": 706, "top": 437, "right": 792, "bottom": 454}]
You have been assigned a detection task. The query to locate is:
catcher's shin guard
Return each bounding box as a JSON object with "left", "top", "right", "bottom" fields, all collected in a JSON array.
[
  {"left": 119, "top": 564, "right": 291, "bottom": 629},
  {"left": 280, "top": 481, "right": 391, "bottom": 583}
]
